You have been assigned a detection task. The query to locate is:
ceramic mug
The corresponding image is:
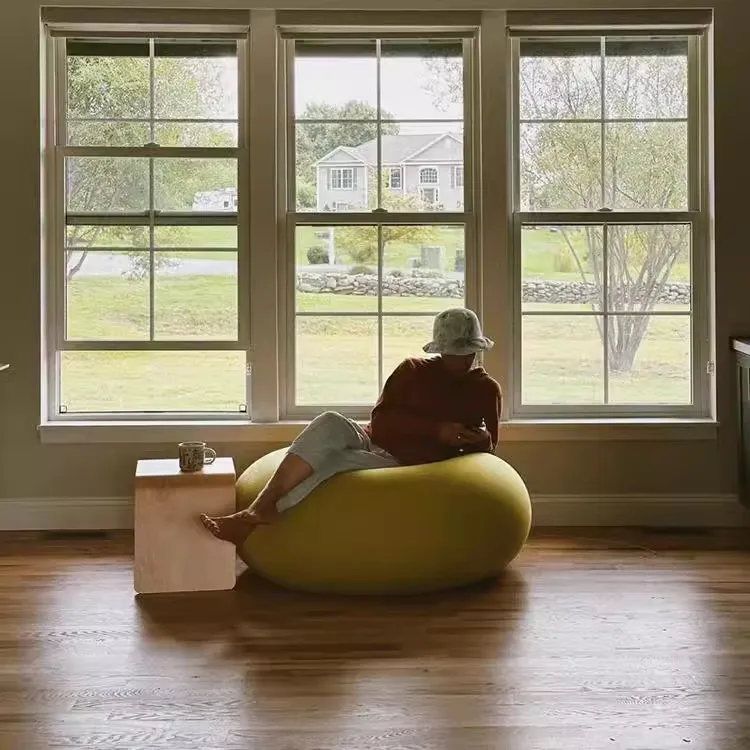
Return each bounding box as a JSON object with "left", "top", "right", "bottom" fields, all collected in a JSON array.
[{"left": 178, "top": 441, "right": 217, "bottom": 472}]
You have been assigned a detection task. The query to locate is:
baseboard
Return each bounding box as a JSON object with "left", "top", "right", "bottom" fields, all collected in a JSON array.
[{"left": 0, "top": 494, "right": 747, "bottom": 531}]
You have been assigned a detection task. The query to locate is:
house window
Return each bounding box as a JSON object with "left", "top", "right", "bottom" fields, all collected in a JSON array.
[
  {"left": 47, "top": 33, "right": 247, "bottom": 416},
  {"left": 453, "top": 166, "right": 464, "bottom": 188},
  {"left": 419, "top": 166, "right": 439, "bottom": 185},
  {"left": 419, "top": 187, "right": 440, "bottom": 208},
  {"left": 330, "top": 167, "right": 355, "bottom": 190},
  {"left": 510, "top": 26, "right": 709, "bottom": 417},
  {"left": 386, "top": 167, "right": 402, "bottom": 190},
  {"left": 289, "top": 34, "right": 471, "bottom": 414}
]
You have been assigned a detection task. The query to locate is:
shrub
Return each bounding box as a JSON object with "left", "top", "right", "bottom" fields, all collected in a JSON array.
[
  {"left": 296, "top": 182, "right": 317, "bottom": 209},
  {"left": 306, "top": 245, "right": 329, "bottom": 265}
]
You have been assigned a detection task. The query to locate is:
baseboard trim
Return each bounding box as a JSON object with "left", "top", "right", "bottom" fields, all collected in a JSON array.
[{"left": 0, "top": 493, "right": 747, "bottom": 531}]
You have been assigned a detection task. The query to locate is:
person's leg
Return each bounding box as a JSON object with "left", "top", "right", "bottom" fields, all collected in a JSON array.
[{"left": 200, "top": 412, "right": 374, "bottom": 544}]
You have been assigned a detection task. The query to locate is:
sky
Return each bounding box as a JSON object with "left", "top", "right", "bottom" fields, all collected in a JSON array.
[{"left": 294, "top": 57, "right": 463, "bottom": 128}]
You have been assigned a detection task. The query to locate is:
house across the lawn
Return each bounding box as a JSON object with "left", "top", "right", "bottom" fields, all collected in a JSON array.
[{"left": 315, "top": 132, "right": 464, "bottom": 212}]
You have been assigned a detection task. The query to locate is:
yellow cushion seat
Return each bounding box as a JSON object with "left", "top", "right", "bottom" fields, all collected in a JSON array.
[{"left": 237, "top": 448, "right": 532, "bottom": 595}]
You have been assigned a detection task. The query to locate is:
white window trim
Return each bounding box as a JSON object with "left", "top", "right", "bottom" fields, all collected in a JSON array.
[
  {"left": 504, "top": 23, "right": 712, "bottom": 422},
  {"left": 38, "top": 9, "right": 717, "bottom": 440},
  {"left": 281, "top": 30, "right": 476, "bottom": 421},
  {"left": 418, "top": 165, "right": 439, "bottom": 185},
  {"left": 418, "top": 186, "right": 440, "bottom": 206},
  {"left": 387, "top": 166, "right": 403, "bottom": 190},
  {"left": 37, "top": 417, "right": 719, "bottom": 444},
  {"left": 453, "top": 165, "right": 464, "bottom": 188},
  {"left": 43, "top": 27, "right": 253, "bottom": 424},
  {"left": 329, "top": 166, "right": 354, "bottom": 190}
]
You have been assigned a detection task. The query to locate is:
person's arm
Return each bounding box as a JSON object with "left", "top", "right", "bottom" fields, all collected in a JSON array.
[
  {"left": 370, "top": 360, "right": 442, "bottom": 440},
  {"left": 465, "top": 383, "right": 502, "bottom": 454}
]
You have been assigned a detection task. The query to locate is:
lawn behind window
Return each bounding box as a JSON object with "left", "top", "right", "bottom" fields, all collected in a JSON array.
[{"left": 62, "top": 272, "right": 691, "bottom": 413}]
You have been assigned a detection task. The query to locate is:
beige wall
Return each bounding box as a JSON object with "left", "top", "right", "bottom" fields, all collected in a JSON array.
[{"left": 1, "top": 0, "right": 748, "bottom": 503}]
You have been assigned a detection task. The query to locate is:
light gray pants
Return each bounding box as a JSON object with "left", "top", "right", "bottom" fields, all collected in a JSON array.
[{"left": 276, "top": 411, "right": 400, "bottom": 513}]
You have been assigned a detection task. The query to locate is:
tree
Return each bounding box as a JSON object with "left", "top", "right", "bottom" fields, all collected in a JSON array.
[
  {"left": 335, "top": 190, "right": 439, "bottom": 266},
  {"left": 66, "top": 53, "right": 236, "bottom": 280},
  {"left": 424, "top": 51, "right": 690, "bottom": 373},
  {"left": 295, "top": 101, "right": 399, "bottom": 207}
]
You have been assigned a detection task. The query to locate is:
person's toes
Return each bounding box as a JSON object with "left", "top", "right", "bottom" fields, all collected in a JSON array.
[{"left": 199, "top": 514, "right": 221, "bottom": 538}]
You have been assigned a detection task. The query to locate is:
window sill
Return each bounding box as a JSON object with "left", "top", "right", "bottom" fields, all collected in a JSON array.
[{"left": 38, "top": 418, "right": 719, "bottom": 445}]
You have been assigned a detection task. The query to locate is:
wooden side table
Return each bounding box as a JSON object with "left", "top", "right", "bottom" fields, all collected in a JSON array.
[{"left": 134, "top": 457, "right": 236, "bottom": 594}]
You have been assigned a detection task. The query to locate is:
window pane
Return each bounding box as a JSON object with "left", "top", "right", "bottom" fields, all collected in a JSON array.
[
  {"left": 68, "top": 121, "right": 150, "bottom": 147},
  {"left": 66, "top": 251, "right": 149, "bottom": 341},
  {"left": 154, "top": 122, "right": 238, "bottom": 148},
  {"left": 520, "top": 123, "right": 601, "bottom": 211},
  {"left": 154, "top": 226, "right": 237, "bottom": 248},
  {"left": 522, "top": 315, "right": 604, "bottom": 404},
  {"left": 522, "top": 226, "right": 603, "bottom": 313},
  {"left": 519, "top": 41, "right": 601, "bottom": 120},
  {"left": 382, "top": 226, "right": 465, "bottom": 313},
  {"left": 295, "top": 43, "right": 377, "bottom": 118},
  {"left": 380, "top": 40, "right": 463, "bottom": 121},
  {"left": 66, "top": 157, "right": 149, "bottom": 213},
  {"left": 606, "top": 225, "right": 691, "bottom": 313},
  {"left": 296, "top": 226, "right": 378, "bottom": 313},
  {"left": 65, "top": 226, "right": 148, "bottom": 249},
  {"left": 67, "top": 52, "right": 149, "bottom": 119},
  {"left": 605, "top": 122, "right": 687, "bottom": 209},
  {"left": 605, "top": 39, "right": 688, "bottom": 120},
  {"left": 153, "top": 159, "right": 237, "bottom": 212},
  {"left": 154, "top": 51, "right": 238, "bottom": 120},
  {"left": 60, "top": 351, "right": 246, "bottom": 413},
  {"left": 382, "top": 316, "right": 435, "bottom": 384},
  {"left": 154, "top": 254, "right": 238, "bottom": 340},
  {"left": 296, "top": 316, "right": 378, "bottom": 405},
  {"left": 295, "top": 123, "right": 373, "bottom": 212},
  {"left": 607, "top": 315, "right": 691, "bottom": 404}
]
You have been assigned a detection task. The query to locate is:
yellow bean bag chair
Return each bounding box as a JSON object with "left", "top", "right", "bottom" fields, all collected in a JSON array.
[{"left": 237, "top": 448, "right": 532, "bottom": 595}]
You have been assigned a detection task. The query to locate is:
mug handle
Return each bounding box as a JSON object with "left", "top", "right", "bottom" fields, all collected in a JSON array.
[{"left": 203, "top": 447, "right": 217, "bottom": 465}]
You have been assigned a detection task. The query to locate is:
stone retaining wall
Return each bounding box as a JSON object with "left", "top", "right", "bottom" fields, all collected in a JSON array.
[{"left": 297, "top": 272, "right": 690, "bottom": 304}]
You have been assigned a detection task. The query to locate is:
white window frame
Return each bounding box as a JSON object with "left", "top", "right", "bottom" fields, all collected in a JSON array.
[
  {"left": 43, "top": 21, "right": 252, "bottom": 423},
  {"left": 506, "top": 20, "right": 712, "bottom": 421},
  {"left": 330, "top": 167, "right": 354, "bottom": 190},
  {"left": 418, "top": 186, "right": 440, "bottom": 207},
  {"left": 419, "top": 165, "right": 439, "bottom": 185},
  {"left": 453, "top": 165, "right": 464, "bottom": 188},
  {"left": 281, "top": 28, "right": 478, "bottom": 420},
  {"left": 386, "top": 166, "right": 403, "bottom": 190}
]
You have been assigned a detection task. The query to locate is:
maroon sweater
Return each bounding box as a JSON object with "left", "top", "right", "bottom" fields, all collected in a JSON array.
[{"left": 366, "top": 357, "right": 502, "bottom": 466}]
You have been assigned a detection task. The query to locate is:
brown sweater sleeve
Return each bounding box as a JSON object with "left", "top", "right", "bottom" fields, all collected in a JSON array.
[
  {"left": 369, "top": 360, "right": 442, "bottom": 442},
  {"left": 463, "top": 382, "right": 502, "bottom": 455}
]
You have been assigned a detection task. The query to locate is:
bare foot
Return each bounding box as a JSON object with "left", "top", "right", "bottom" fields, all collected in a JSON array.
[{"left": 199, "top": 510, "right": 269, "bottom": 546}]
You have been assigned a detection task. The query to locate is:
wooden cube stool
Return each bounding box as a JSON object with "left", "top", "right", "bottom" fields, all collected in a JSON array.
[{"left": 134, "top": 457, "right": 236, "bottom": 594}]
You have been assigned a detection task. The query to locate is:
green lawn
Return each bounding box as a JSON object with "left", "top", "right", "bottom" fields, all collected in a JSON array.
[
  {"left": 89, "top": 225, "right": 691, "bottom": 282},
  {"left": 61, "top": 272, "right": 692, "bottom": 413}
]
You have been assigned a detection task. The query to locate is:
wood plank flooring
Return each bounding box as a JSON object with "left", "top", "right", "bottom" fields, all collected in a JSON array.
[{"left": 1, "top": 528, "right": 749, "bottom": 749}]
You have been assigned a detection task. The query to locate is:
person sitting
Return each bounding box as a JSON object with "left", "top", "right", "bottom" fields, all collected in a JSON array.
[{"left": 200, "top": 307, "right": 503, "bottom": 546}]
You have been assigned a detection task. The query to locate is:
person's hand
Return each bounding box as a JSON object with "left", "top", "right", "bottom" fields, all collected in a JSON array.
[{"left": 437, "top": 422, "right": 488, "bottom": 447}]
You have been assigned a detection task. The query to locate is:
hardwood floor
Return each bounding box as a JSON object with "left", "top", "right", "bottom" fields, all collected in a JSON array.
[{"left": 1, "top": 529, "right": 750, "bottom": 750}]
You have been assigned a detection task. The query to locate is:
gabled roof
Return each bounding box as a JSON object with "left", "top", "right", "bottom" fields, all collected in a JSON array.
[
  {"left": 314, "top": 145, "right": 367, "bottom": 165},
  {"left": 317, "top": 132, "right": 463, "bottom": 166}
]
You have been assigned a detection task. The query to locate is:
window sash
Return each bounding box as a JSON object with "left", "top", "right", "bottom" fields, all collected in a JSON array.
[
  {"left": 282, "top": 32, "right": 477, "bottom": 419},
  {"left": 46, "top": 31, "right": 250, "bottom": 420},
  {"left": 508, "top": 29, "right": 709, "bottom": 419}
]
